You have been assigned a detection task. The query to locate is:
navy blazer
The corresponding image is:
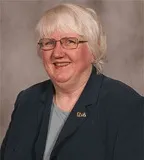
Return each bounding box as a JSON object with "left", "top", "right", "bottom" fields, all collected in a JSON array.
[{"left": 0, "top": 68, "right": 144, "bottom": 160}]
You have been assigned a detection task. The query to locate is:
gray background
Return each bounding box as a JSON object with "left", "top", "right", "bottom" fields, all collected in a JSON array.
[{"left": 0, "top": 0, "right": 144, "bottom": 143}]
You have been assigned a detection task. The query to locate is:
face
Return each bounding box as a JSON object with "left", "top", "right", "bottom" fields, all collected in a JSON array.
[{"left": 40, "top": 31, "right": 94, "bottom": 86}]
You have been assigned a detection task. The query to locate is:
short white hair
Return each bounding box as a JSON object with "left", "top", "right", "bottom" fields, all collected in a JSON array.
[{"left": 36, "top": 3, "right": 107, "bottom": 73}]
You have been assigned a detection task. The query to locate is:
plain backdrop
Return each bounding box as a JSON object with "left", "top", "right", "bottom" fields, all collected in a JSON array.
[{"left": 0, "top": 0, "right": 144, "bottom": 144}]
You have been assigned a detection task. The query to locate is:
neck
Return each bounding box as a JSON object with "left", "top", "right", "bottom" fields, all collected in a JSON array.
[
  {"left": 54, "top": 80, "right": 87, "bottom": 100},
  {"left": 53, "top": 66, "right": 92, "bottom": 96},
  {"left": 53, "top": 66, "right": 92, "bottom": 111}
]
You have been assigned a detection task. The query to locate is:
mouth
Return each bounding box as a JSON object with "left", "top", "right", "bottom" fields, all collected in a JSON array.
[{"left": 53, "top": 62, "right": 71, "bottom": 68}]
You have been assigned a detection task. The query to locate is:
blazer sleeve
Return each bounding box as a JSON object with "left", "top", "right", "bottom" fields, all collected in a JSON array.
[
  {"left": 113, "top": 96, "right": 144, "bottom": 160},
  {"left": 0, "top": 91, "right": 23, "bottom": 160}
]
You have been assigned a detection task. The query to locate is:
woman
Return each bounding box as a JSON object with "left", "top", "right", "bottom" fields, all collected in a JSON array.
[{"left": 0, "top": 3, "right": 143, "bottom": 160}]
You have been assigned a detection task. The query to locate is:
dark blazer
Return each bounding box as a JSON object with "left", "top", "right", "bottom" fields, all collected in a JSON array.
[{"left": 0, "top": 68, "right": 144, "bottom": 160}]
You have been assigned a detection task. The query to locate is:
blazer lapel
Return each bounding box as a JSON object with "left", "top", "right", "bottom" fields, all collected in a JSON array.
[
  {"left": 50, "top": 68, "right": 104, "bottom": 160},
  {"left": 34, "top": 81, "right": 54, "bottom": 160}
]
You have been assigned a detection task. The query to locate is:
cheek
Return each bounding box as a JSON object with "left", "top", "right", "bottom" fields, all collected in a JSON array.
[
  {"left": 77, "top": 45, "right": 94, "bottom": 64},
  {"left": 41, "top": 51, "right": 51, "bottom": 64}
]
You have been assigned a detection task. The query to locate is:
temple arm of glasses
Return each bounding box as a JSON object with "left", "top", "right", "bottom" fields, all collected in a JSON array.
[{"left": 79, "top": 41, "right": 88, "bottom": 43}]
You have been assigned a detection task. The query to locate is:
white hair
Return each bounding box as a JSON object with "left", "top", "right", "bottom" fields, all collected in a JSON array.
[{"left": 36, "top": 3, "right": 107, "bottom": 73}]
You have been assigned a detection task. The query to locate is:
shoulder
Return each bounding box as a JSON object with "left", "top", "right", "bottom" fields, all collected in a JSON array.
[
  {"left": 10, "top": 79, "right": 53, "bottom": 120},
  {"left": 14, "top": 79, "right": 52, "bottom": 106},
  {"left": 100, "top": 75, "right": 143, "bottom": 101},
  {"left": 96, "top": 75, "right": 144, "bottom": 127},
  {"left": 96, "top": 74, "right": 144, "bottom": 114},
  {"left": 23, "top": 79, "right": 51, "bottom": 92},
  {"left": 19, "top": 79, "right": 51, "bottom": 96}
]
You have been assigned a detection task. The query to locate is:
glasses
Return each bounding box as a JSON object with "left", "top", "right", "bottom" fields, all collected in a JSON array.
[{"left": 38, "top": 37, "right": 88, "bottom": 51}]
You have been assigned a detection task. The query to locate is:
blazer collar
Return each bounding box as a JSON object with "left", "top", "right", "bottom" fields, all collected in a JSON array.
[{"left": 73, "top": 66, "right": 104, "bottom": 107}]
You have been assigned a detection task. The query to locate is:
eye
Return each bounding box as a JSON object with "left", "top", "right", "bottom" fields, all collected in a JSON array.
[
  {"left": 67, "top": 39, "right": 75, "bottom": 43},
  {"left": 67, "top": 39, "right": 76, "bottom": 44},
  {"left": 45, "top": 40, "right": 55, "bottom": 46},
  {"left": 38, "top": 42, "right": 43, "bottom": 48},
  {"left": 64, "top": 38, "right": 77, "bottom": 46}
]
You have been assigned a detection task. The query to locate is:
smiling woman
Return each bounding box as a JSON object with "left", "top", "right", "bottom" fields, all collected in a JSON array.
[
  {"left": 39, "top": 31, "right": 94, "bottom": 92},
  {"left": 36, "top": 3, "right": 106, "bottom": 73},
  {"left": 0, "top": 3, "right": 143, "bottom": 160}
]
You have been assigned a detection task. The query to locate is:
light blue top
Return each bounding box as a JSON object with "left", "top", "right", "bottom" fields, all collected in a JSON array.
[{"left": 43, "top": 102, "right": 70, "bottom": 160}]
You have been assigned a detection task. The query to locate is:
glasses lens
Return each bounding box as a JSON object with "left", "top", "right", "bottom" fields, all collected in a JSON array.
[
  {"left": 39, "top": 38, "right": 55, "bottom": 50},
  {"left": 61, "top": 37, "right": 78, "bottom": 49}
]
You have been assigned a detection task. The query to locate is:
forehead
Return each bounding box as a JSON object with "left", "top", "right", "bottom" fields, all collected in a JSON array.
[{"left": 48, "top": 31, "right": 82, "bottom": 39}]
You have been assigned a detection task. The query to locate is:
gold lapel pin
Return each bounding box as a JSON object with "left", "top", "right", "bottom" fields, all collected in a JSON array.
[{"left": 77, "top": 112, "right": 86, "bottom": 117}]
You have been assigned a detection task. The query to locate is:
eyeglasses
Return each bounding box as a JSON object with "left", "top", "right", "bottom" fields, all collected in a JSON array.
[{"left": 38, "top": 37, "right": 88, "bottom": 51}]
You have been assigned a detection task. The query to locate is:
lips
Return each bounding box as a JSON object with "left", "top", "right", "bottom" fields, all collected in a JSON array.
[{"left": 53, "top": 62, "right": 71, "bottom": 67}]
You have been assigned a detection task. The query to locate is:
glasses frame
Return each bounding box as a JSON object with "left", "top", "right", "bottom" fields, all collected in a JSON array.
[{"left": 38, "top": 37, "right": 88, "bottom": 51}]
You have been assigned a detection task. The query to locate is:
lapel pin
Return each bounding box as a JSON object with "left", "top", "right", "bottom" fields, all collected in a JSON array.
[{"left": 77, "top": 112, "right": 86, "bottom": 117}]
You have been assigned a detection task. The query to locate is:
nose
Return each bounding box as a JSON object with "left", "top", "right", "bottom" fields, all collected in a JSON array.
[{"left": 52, "top": 41, "right": 65, "bottom": 58}]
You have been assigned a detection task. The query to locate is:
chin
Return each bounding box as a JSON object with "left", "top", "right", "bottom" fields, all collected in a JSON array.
[{"left": 51, "top": 75, "right": 72, "bottom": 84}]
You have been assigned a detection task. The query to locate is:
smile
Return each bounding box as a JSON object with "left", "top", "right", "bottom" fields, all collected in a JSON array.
[{"left": 53, "top": 62, "right": 71, "bottom": 67}]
